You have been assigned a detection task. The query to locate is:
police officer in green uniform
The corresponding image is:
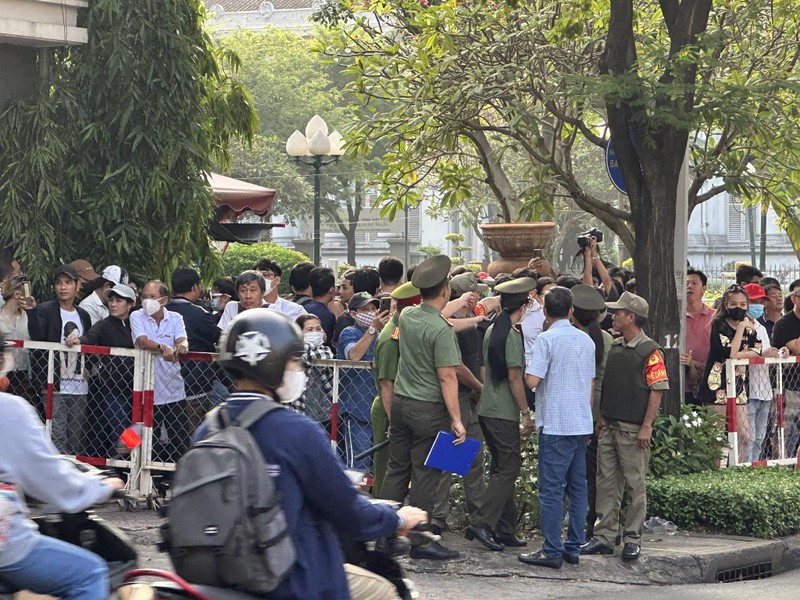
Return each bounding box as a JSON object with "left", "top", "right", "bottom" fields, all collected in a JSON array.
[
  {"left": 467, "top": 277, "right": 536, "bottom": 552},
  {"left": 380, "top": 255, "right": 465, "bottom": 561},
  {"left": 371, "top": 282, "right": 421, "bottom": 498},
  {"left": 581, "top": 292, "right": 669, "bottom": 561}
]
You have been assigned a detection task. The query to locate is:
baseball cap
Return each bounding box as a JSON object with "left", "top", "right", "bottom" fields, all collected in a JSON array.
[
  {"left": 743, "top": 283, "right": 766, "bottom": 301},
  {"left": 605, "top": 291, "right": 649, "bottom": 318},
  {"left": 69, "top": 259, "right": 100, "bottom": 281},
  {"left": 104, "top": 283, "right": 136, "bottom": 303},
  {"left": 102, "top": 265, "right": 129, "bottom": 285},
  {"left": 450, "top": 272, "right": 489, "bottom": 296},
  {"left": 53, "top": 264, "right": 79, "bottom": 282},
  {"left": 348, "top": 291, "right": 380, "bottom": 311}
]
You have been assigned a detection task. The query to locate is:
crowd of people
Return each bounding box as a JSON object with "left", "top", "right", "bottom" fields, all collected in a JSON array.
[
  {"left": 683, "top": 263, "right": 800, "bottom": 463},
  {"left": 3, "top": 238, "right": 798, "bottom": 584}
]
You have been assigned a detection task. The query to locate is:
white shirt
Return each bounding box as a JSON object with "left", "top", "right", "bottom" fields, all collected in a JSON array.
[
  {"left": 217, "top": 299, "right": 307, "bottom": 331},
  {"left": 78, "top": 291, "right": 107, "bottom": 325},
  {"left": 130, "top": 308, "right": 187, "bottom": 405},
  {"left": 520, "top": 299, "right": 545, "bottom": 365},
  {"left": 59, "top": 308, "right": 88, "bottom": 396},
  {"left": 750, "top": 319, "right": 772, "bottom": 401}
]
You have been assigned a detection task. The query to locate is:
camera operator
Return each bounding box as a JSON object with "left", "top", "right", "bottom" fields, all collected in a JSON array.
[{"left": 581, "top": 234, "right": 618, "bottom": 301}]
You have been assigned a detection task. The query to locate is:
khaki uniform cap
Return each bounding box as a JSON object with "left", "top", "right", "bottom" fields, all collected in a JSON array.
[
  {"left": 450, "top": 272, "right": 488, "bottom": 295},
  {"left": 605, "top": 291, "right": 649, "bottom": 318},
  {"left": 572, "top": 284, "right": 607, "bottom": 311}
]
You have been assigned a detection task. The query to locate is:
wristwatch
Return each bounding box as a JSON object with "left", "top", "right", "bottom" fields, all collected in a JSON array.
[{"left": 368, "top": 326, "right": 377, "bottom": 335}]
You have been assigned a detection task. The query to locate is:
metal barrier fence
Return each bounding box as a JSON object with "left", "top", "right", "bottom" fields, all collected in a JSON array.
[
  {"left": 724, "top": 355, "right": 800, "bottom": 466},
  {"left": 5, "top": 340, "right": 376, "bottom": 507}
]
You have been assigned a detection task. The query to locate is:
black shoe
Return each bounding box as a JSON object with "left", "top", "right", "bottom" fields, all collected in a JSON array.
[
  {"left": 465, "top": 525, "right": 503, "bottom": 551},
  {"left": 518, "top": 550, "right": 563, "bottom": 569},
  {"left": 621, "top": 542, "right": 641, "bottom": 561},
  {"left": 562, "top": 552, "right": 580, "bottom": 565},
  {"left": 495, "top": 534, "right": 528, "bottom": 547},
  {"left": 580, "top": 538, "right": 614, "bottom": 555},
  {"left": 410, "top": 541, "right": 460, "bottom": 560}
]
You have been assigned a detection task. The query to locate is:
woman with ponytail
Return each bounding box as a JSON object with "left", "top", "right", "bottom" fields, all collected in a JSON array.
[{"left": 465, "top": 277, "right": 537, "bottom": 552}]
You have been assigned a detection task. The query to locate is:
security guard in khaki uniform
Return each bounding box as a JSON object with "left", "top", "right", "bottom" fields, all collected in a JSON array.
[
  {"left": 380, "top": 255, "right": 465, "bottom": 560},
  {"left": 581, "top": 292, "right": 669, "bottom": 561},
  {"left": 371, "top": 282, "right": 421, "bottom": 497}
]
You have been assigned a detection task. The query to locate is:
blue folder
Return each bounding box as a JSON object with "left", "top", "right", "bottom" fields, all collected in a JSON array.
[{"left": 424, "top": 431, "right": 481, "bottom": 476}]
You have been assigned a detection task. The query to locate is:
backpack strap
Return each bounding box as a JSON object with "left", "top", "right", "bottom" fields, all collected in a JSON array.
[{"left": 232, "top": 398, "right": 284, "bottom": 430}]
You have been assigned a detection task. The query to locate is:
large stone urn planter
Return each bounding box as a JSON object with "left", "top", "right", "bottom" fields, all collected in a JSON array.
[{"left": 480, "top": 222, "right": 556, "bottom": 277}]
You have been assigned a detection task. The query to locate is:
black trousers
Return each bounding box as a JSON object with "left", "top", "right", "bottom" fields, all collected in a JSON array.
[
  {"left": 585, "top": 431, "right": 598, "bottom": 537},
  {"left": 474, "top": 415, "right": 521, "bottom": 536},
  {"left": 380, "top": 395, "right": 449, "bottom": 515}
]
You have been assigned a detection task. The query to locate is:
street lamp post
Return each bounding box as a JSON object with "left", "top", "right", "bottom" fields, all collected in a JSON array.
[{"left": 286, "top": 115, "right": 344, "bottom": 265}]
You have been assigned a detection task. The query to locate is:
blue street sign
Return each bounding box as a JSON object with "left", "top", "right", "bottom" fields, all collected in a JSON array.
[{"left": 605, "top": 138, "right": 627, "bottom": 196}]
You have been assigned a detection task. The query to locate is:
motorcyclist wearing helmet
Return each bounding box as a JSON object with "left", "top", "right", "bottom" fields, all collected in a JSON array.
[
  {"left": 0, "top": 331, "right": 125, "bottom": 599},
  {"left": 201, "top": 310, "right": 427, "bottom": 600}
]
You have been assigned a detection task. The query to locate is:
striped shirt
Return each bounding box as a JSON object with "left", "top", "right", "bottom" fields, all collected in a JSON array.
[{"left": 526, "top": 319, "right": 595, "bottom": 436}]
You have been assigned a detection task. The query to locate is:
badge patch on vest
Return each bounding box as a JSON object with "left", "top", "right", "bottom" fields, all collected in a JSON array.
[
  {"left": 391, "top": 327, "right": 400, "bottom": 341},
  {"left": 645, "top": 351, "right": 668, "bottom": 386}
]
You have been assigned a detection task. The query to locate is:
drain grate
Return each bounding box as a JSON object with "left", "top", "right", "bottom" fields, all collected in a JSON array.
[{"left": 716, "top": 561, "right": 773, "bottom": 583}]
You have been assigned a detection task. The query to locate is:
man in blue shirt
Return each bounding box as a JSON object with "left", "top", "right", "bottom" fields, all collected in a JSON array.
[
  {"left": 338, "top": 292, "right": 390, "bottom": 470},
  {"left": 520, "top": 286, "right": 595, "bottom": 569},
  {"left": 196, "top": 310, "right": 426, "bottom": 599}
]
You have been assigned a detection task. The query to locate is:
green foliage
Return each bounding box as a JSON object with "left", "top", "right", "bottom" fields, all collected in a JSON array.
[
  {"left": 417, "top": 245, "right": 443, "bottom": 259},
  {"left": 318, "top": 0, "right": 800, "bottom": 251},
  {"left": 221, "top": 242, "right": 309, "bottom": 296},
  {"left": 0, "top": 0, "right": 257, "bottom": 287},
  {"left": 649, "top": 405, "right": 728, "bottom": 479},
  {"left": 647, "top": 467, "right": 800, "bottom": 538}
]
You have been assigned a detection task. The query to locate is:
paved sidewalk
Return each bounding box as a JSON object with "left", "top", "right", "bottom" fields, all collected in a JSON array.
[
  {"left": 95, "top": 505, "right": 800, "bottom": 586},
  {"left": 402, "top": 530, "right": 800, "bottom": 585}
]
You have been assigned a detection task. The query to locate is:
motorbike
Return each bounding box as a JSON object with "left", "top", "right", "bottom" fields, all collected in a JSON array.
[
  {"left": 121, "top": 497, "right": 429, "bottom": 600},
  {"left": 0, "top": 460, "right": 139, "bottom": 599}
]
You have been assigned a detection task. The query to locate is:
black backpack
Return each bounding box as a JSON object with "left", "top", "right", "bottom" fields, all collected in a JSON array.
[{"left": 163, "top": 399, "right": 295, "bottom": 592}]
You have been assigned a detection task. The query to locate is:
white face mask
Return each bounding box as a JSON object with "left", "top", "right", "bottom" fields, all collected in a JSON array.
[
  {"left": 142, "top": 298, "right": 161, "bottom": 316},
  {"left": 263, "top": 280, "right": 274, "bottom": 296},
  {"left": 304, "top": 332, "right": 325, "bottom": 348},
  {"left": 276, "top": 369, "right": 306, "bottom": 404}
]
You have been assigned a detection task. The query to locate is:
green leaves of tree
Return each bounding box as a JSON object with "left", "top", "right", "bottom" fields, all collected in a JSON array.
[{"left": 0, "top": 0, "right": 256, "bottom": 286}]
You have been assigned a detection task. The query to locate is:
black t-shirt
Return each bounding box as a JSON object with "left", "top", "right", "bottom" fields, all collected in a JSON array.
[
  {"left": 454, "top": 321, "right": 483, "bottom": 394},
  {"left": 699, "top": 319, "right": 761, "bottom": 404},
  {"left": 772, "top": 311, "right": 800, "bottom": 391}
]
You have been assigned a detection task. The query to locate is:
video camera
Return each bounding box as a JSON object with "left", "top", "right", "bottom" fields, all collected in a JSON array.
[{"left": 577, "top": 227, "right": 603, "bottom": 249}]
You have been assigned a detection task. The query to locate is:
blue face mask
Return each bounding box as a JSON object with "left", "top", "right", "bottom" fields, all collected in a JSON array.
[{"left": 747, "top": 304, "right": 764, "bottom": 319}]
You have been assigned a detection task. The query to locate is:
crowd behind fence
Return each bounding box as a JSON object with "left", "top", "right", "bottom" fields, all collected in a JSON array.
[
  {"left": 4, "top": 339, "right": 375, "bottom": 504},
  {"left": 724, "top": 355, "right": 800, "bottom": 466},
  {"left": 8, "top": 338, "right": 795, "bottom": 505}
]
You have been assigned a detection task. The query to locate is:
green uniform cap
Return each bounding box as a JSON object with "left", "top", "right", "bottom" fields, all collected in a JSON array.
[
  {"left": 391, "top": 281, "right": 421, "bottom": 300},
  {"left": 450, "top": 272, "right": 488, "bottom": 295},
  {"left": 411, "top": 254, "right": 452, "bottom": 290},
  {"left": 571, "top": 284, "right": 606, "bottom": 311},
  {"left": 494, "top": 276, "right": 536, "bottom": 295}
]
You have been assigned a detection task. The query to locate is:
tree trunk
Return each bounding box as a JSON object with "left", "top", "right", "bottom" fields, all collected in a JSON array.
[
  {"left": 632, "top": 143, "right": 683, "bottom": 418},
  {"left": 345, "top": 228, "right": 356, "bottom": 265}
]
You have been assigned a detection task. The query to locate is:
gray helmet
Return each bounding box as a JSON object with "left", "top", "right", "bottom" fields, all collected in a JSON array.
[{"left": 217, "top": 310, "right": 303, "bottom": 390}]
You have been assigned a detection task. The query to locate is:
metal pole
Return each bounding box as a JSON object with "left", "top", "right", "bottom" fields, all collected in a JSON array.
[
  {"left": 404, "top": 203, "right": 410, "bottom": 270},
  {"left": 313, "top": 156, "right": 322, "bottom": 265}
]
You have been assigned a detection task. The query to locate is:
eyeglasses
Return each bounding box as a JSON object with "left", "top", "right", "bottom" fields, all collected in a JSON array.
[{"left": 259, "top": 271, "right": 277, "bottom": 280}]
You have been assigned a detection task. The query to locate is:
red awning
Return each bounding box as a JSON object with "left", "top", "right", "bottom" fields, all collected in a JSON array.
[{"left": 208, "top": 172, "right": 276, "bottom": 218}]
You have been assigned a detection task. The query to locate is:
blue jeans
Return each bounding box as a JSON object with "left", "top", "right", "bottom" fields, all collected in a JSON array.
[
  {"left": 0, "top": 534, "right": 108, "bottom": 600},
  {"left": 344, "top": 415, "right": 373, "bottom": 472},
  {"left": 538, "top": 432, "right": 588, "bottom": 557}
]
